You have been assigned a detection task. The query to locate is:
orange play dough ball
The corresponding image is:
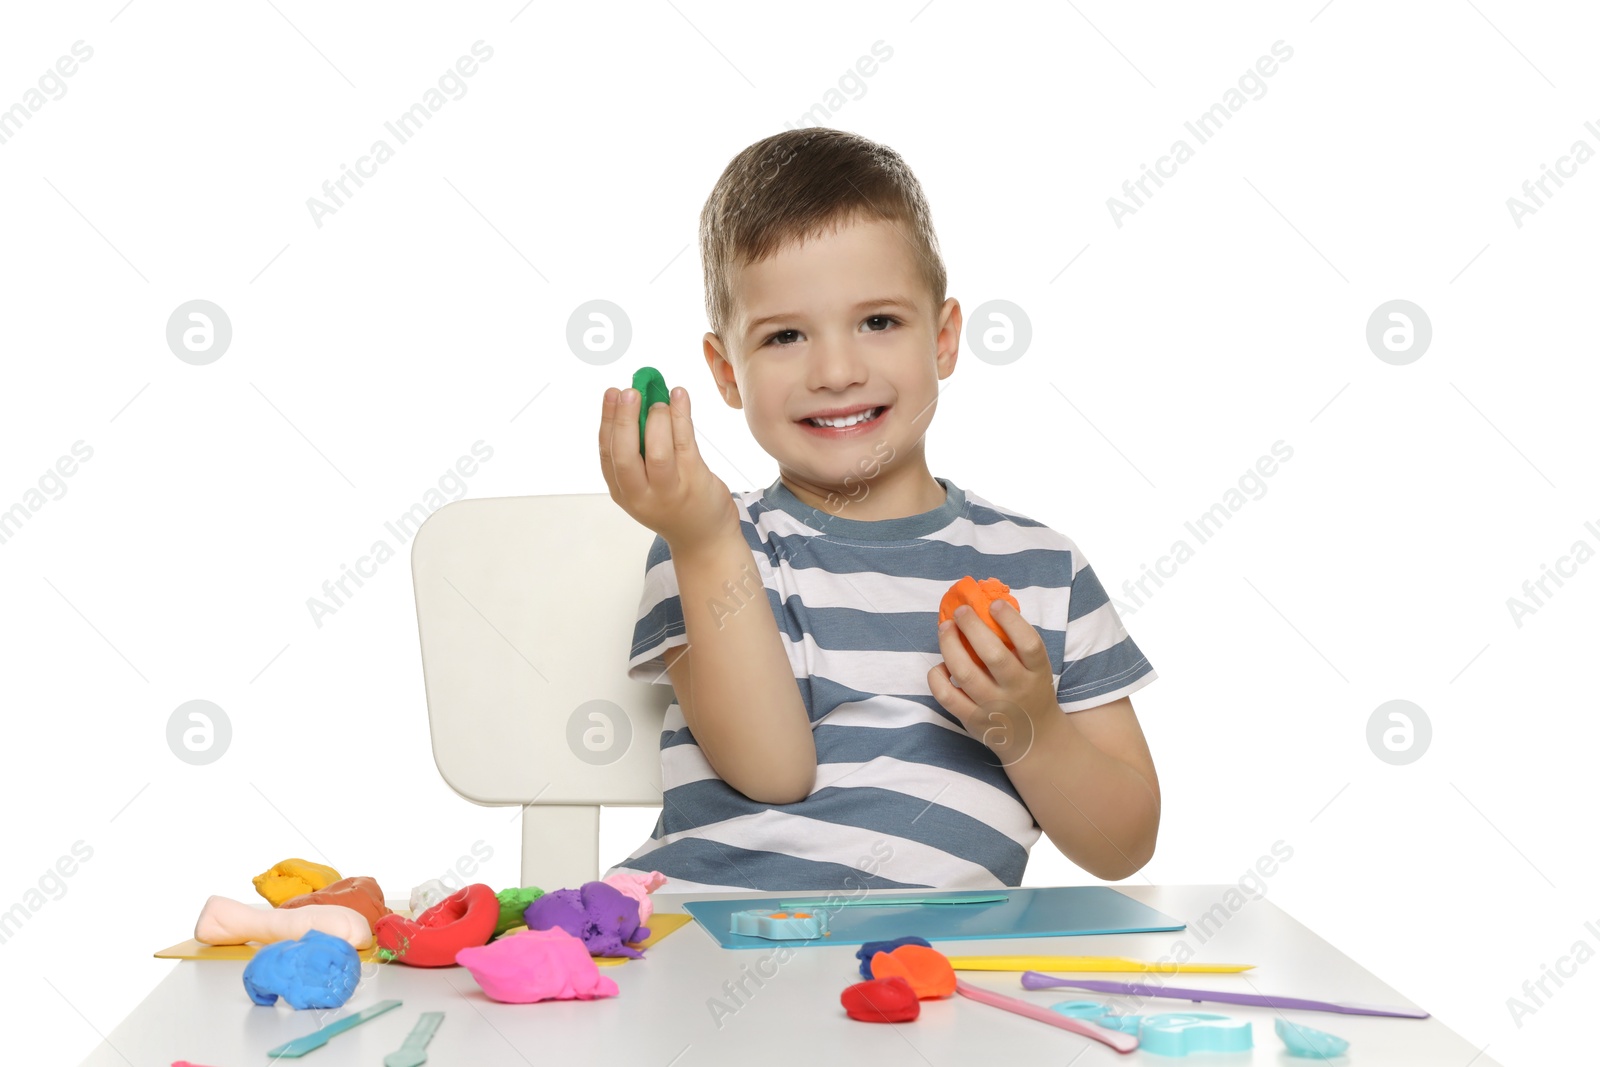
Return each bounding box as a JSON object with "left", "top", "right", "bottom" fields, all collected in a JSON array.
[
  {"left": 869, "top": 944, "right": 956, "bottom": 999},
  {"left": 939, "top": 576, "right": 1020, "bottom": 661}
]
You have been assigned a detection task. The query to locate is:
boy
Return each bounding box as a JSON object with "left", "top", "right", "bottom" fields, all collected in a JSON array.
[{"left": 596, "top": 128, "right": 1160, "bottom": 893}]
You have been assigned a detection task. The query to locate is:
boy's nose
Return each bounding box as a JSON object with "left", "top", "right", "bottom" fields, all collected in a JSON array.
[{"left": 807, "top": 339, "right": 870, "bottom": 383}]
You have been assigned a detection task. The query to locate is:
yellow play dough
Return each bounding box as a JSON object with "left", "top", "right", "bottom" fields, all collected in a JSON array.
[{"left": 252, "top": 858, "right": 342, "bottom": 906}]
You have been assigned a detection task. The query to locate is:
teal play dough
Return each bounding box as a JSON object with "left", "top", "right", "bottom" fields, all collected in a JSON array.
[{"left": 631, "top": 366, "right": 670, "bottom": 455}]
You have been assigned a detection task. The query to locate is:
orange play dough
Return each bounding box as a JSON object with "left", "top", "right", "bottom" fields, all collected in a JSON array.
[
  {"left": 279, "top": 876, "right": 392, "bottom": 933},
  {"left": 939, "top": 576, "right": 1020, "bottom": 660},
  {"left": 869, "top": 944, "right": 956, "bottom": 998}
]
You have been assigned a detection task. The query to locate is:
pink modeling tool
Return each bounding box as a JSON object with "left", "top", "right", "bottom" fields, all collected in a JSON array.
[{"left": 954, "top": 979, "right": 1138, "bottom": 1053}]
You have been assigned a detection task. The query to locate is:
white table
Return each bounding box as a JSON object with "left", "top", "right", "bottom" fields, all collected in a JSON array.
[{"left": 81, "top": 886, "right": 1498, "bottom": 1066}]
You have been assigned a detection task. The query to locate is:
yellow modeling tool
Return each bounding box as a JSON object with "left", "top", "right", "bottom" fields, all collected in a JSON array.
[{"left": 945, "top": 955, "right": 1253, "bottom": 973}]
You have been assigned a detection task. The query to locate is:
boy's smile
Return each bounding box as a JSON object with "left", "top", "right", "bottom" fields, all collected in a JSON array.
[{"left": 703, "top": 213, "right": 962, "bottom": 522}]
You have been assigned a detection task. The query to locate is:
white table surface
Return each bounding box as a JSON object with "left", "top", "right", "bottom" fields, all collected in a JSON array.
[{"left": 81, "top": 885, "right": 1500, "bottom": 1066}]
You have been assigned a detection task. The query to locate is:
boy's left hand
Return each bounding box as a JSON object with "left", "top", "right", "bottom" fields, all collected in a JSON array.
[{"left": 928, "top": 601, "right": 1059, "bottom": 764}]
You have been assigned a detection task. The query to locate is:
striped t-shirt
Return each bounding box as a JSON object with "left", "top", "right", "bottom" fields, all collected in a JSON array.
[{"left": 604, "top": 475, "right": 1156, "bottom": 893}]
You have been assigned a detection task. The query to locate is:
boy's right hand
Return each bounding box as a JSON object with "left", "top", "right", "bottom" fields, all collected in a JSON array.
[{"left": 599, "top": 385, "right": 738, "bottom": 552}]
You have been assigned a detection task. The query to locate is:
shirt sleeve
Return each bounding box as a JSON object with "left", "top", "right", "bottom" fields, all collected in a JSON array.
[
  {"left": 625, "top": 534, "right": 687, "bottom": 686},
  {"left": 1055, "top": 536, "right": 1157, "bottom": 712}
]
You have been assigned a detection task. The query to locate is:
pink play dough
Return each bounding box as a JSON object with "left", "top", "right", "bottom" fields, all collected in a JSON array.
[
  {"left": 601, "top": 870, "right": 668, "bottom": 923},
  {"left": 455, "top": 927, "right": 620, "bottom": 1003}
]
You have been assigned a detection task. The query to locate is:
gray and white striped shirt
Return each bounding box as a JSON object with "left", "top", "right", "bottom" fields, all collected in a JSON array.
[{"left": 606, "top": 475, "right": 1156, "bottom": 893}]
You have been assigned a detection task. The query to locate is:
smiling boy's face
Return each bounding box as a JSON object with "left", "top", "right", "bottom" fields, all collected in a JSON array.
[{"left": 703, "top": 212, "right": 961, "bottom": 521}]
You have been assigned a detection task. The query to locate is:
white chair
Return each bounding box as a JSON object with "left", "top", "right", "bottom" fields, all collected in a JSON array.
[{"left": 410, "top": 493, "right": 671, "bottom": 891}]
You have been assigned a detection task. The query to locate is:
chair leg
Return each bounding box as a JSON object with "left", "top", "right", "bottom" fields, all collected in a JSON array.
[{"left": 521, "top": 804, "right": 600, "bottom": 889}]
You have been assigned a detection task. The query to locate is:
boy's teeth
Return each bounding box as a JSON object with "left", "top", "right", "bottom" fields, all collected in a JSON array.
[{"left": 808, "top": 407, "right": 880, "bottom": 428}]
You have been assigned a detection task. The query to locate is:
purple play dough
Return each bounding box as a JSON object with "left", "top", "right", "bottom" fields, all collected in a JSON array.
[
  {"left": 523, "top": 881, "right": 651, "bottom": 959},
  {"left": 242, "top": 928, "right": 360, "bottom": 1009}
]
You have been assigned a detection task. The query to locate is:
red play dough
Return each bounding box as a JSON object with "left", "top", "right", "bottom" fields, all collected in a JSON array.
[
  {"left": 373, "top": 883, "right": 498, "bottom": 967},
  {"left": 939, "top": 576, "right": 1021, "bottom": 661},
  {"left": 841, "top": 976, "right": 920, "bottom": 1022},
  {"left": 870, "top": 945, "right": 956, "bottom": 998}
]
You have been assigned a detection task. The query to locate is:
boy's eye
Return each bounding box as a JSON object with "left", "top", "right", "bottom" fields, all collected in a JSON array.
[{"left": 762, "top": 316, "right": 899, "bottom": 346}]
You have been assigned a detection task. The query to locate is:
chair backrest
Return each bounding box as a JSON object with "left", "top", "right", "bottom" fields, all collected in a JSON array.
[{"left": 410, "top": 493, "right": 670, "bottom": 891}]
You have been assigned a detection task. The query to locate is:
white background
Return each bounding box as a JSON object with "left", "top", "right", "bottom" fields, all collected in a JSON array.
[{"left": 1, "top": 2, "right": 1595, "bottom": 1064}]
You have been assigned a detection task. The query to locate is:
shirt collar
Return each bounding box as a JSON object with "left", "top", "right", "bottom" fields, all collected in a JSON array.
[{"left": 761, "top": 475, "right": 965, "bottom": 540}]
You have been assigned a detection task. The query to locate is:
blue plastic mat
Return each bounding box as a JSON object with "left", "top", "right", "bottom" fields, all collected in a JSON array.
[{"left": 682, "top": 886, "right": 1185, "bottom": 950}]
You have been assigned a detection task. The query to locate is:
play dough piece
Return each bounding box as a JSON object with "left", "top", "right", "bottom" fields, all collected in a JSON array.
[
  {"left": 493, "top": 886, "right": 546, "bottom": 939},
  {"left": 841, "top": 976, "right": 920, "bottom": 1022},
  {"left": 869, "top": 945, "right": 956, "bottom": 999},
  {"left": 456, "top": 927, "right": 621, "bottom": 1002},
  {"left": 855, "top": 935, "right": 931, "bottom": 979},
  {"left": 939, "top": 576, "right": 1021, "bottom": 661},
  {"left": 1276, "top": 1017, "right": 1349, "bottom": 1058},
  {"left": 374, "top": 883, "right": 498, "bottom": 967},
  {"left": 252, "top": 858, "right": 342, "bottom": 906},
  {"left": 729, "top": 909, "right": 829, "bottom": 940},
  {"left": 601, "top": 869, "right": 668, "bottom": 923},
  {"left": 631, "top": 366, "right": 671, "bottom": 456},
  {"left": 1138, "top": 1012, "right": 1253, "bottom": 1056},
  {"left": 279, "top": 875, "right": 392, "bottom": 933},
  {"left": 409, "top": 878, "right": 450, "bottom": 916},
  {"left": 194, "top": 895, "right": 372, "bottom": 950},
  {"left": 241, "top": 928, "right": 360, "bottom": 1009},
  {"left": 525, "top": 881, "right": 651, "bottom": 958}
]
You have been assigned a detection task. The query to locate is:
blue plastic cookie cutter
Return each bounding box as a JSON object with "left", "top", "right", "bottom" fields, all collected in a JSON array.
[
  {"left": 1276, "top": 1017, "right": 1350, "bottom": 1058},
  {"left": 728, "top": 908, "right": 830, "bottom": 940},
  {"left": 1137, "top": 1012, "right": 1253, "bottom": 1057},
  {"left": 1049, "top": 1000, "right": 1145, "bottom": 1033}
]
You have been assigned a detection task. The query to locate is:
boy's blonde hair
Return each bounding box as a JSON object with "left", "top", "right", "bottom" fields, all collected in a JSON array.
[{"left": 699, "top": 128, "right": 948, "bottom": 348}]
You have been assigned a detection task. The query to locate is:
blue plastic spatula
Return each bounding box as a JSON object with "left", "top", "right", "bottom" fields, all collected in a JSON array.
[
  {"left": 383, "top": 1012, "right": 445, "bottom": 1067},
  {"left": 264, "top": 998, "right": 402, "bottom": 1058},
  {"left": 776, "top": 893, "right": 1008, "bottom": 909}
]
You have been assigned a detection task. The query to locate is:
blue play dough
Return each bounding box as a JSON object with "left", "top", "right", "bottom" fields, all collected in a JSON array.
[
  {"left": 854, "top": 935, "right": 932, "bottom": 979},
  {"left": 242, "top": 928, "right": 361, "bottom": 1010}
]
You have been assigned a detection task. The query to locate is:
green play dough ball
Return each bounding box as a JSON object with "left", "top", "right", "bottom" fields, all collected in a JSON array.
[
  {"left": 631, "top": 366, "right": 671, "bottom": 456},
  {"left": 493, "top": 885, "right": 546, "bottom": 939}
]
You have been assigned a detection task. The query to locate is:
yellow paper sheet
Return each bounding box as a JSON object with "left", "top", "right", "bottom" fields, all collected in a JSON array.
[{"left": 153, "top": 912, "right": 692, "bottom": 966}]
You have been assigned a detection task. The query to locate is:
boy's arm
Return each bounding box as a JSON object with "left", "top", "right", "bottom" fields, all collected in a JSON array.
[
  {"left": 663, "top": 527, "right": 817, "bottom": 805},
  {"left": 997, "top": 695, "right": 1161, "bottom": 881}
]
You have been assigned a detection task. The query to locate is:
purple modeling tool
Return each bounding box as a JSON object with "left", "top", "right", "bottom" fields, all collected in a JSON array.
[{"left": 1020, "top": 972, "right": 1430, "bottom": 1019}]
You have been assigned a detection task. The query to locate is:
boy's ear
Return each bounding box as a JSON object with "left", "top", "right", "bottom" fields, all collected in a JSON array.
[
  {"left": 703, "top": 332, "right": 743, "bottom": 409},
  {"left": 935, "top": 297, "right": 961, "bottom": 380}
]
